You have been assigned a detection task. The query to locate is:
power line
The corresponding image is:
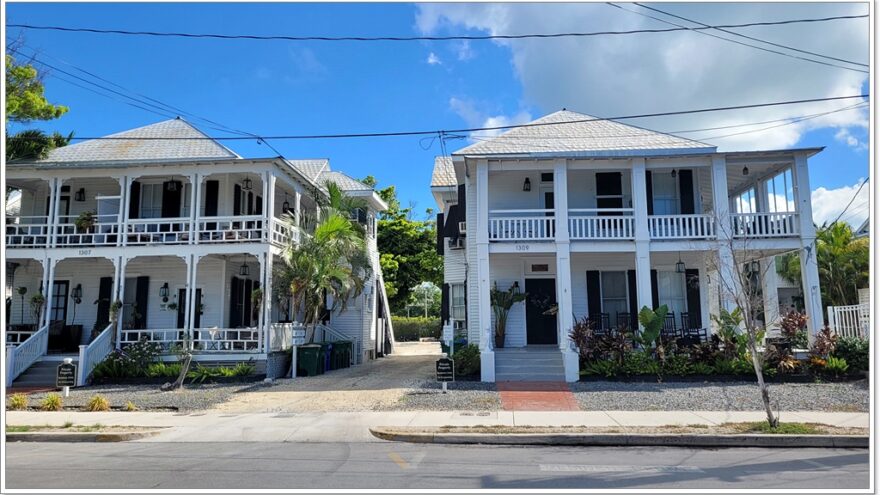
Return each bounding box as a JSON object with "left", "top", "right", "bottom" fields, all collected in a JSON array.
[
  {"left": 7, "top": 93, "right": 869, "bottom": 142},
  {"left": 831, "top": 178, "right": 869, "bottom": 224},
  {"left": 606, "top": 3, "right": 868, "bottom": 74},
  {"left": 693, "top": 103, "right": 868, "bottom": 141},
  {"left": 632, "top": 3, "right": 868, "bottom": 68},
  {"left": 6, "top": 14, "right": 868, "bottom": 43}
]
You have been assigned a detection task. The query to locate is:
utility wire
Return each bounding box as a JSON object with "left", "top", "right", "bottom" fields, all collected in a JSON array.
[
  {"left": 831, "top": 177, "right": 869, "bottom": 224},
  {"left": 7, "top": 14, "right": 868, "bottom": 43},
  {"left": 7, "top": 94, "right": 869, "bottom": 142},
  {"left": 633, "top": 3, "right": 868, "bottom": 68},
  {"left": 606, "top": 3, "right": 868, "bottom": 74}
]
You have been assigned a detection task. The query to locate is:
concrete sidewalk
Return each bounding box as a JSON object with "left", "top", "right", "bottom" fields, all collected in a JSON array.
[{"left": 5, "top": 409, "right": 868, "bottom": 443}]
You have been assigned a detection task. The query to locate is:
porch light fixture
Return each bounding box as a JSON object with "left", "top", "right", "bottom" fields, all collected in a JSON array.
[
  {"left": 282, "top": 192, "right": 290, "bottom": 213},
  {"left": 522, "top": 177, "right": 531, "bottom": 192},
  {"left": 671, "top": 169, "right": 677, "bottom": 178},
  {"left": 675, "top": 252, "right": 686, "bottom": 274},
  {"left": 239, "top": 259, "right": 250, "bottom": 277},
  {"left": 242, "top": 177, "right": 253, "bottom": 191},
  {"left": 749, "top": 260, "right": 761, "bottom": 273},
  {"left": 159, "top": 282, "right": 170, "bottom": 303},
  {"left": 742, "top": 166, "right": 749, "bottom": 176},
  {"left": 74, "top": 188, "right": 86, "bottom": 202},
  {"left": 71, "top": 284, "right": 83, "bottom": 304},
  {"left": 166, "top": 180, "right": 178, "bottom": 192}
]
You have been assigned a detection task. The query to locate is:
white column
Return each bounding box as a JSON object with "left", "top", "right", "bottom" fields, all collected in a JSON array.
[
  {"left": 43, "top": 258, "right": 57, "bottom": 327},
  {"left": 49, "top": 178, "right": 62, "bottom": 248},
  {"left": 263, "top": 250, "right": 274, "bottom": 353},
  {"left": 475, "top": 159, "right": 494, "bottom": 382},
  {"left": 792, "top": 153, "right": 823, "bottom": 338},
  {"left": 188, "top": 255, "right": 200, "bottom": 349},
  {"left": 712, "top": 155, "right": 738, "bottom": 313},
  {"left": 115, "top": 256, "right": 127, "bottom": 348},
  {"left": 189, "top": 173, "right": 199, "bottom": 245},
  {"left": 635, "top": 241, "right": 652, "bottom": 317},
  {"left": 122, "top": 177, "right": 133, "bottom": 246},
  {"left": 631, "top": 158, "right": 650, "bottom": 241},
  {"left": 294, "top": 190, "right": 302, "bottom": 228},
  {"left": 116, "top": 176, "right": 128, "bottom": 247},
  {"left": 761, "top": 258, "right": 780, "bottom": 331},
  {"left": 182, "top": 254, "right": 193, "bottom": 333},
  {"left": 266, "top": 172, "right": 276, "bottom": 243},
  {"left": 553, "top": 159, "right": 569, "bottom": 243}
]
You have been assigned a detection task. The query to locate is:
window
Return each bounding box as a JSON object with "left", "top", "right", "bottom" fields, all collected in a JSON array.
[
  {"left": 735, "top": 187, "right": 756, "bottom": 214},
  {"left": 652, "top": 172, "right": 680, "bottom": 215},
  {"left": 658, "top": 271, "right": 687, "bottom": 316},
  {"left": 540, "top": 172, "right": 554, "bottom": 182},
  {"left": 451, "top": 284, "right": 466, "bottom": 321},
  {"left": 765, "top": 168, "right": 795, "bottom": 213},
  {"left": 139, "top": 183, "right": 163, "bottom": 218},
  {"left": 601, "top": 271, "right": 628, "bottom": 317}
]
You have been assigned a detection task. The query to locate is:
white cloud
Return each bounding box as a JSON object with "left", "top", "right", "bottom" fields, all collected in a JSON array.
[
  {"left": 416, "top": 3, "right": 869, "bottom": 150},
  {"left": 448, "top": 97, "right": 531, "bottom": 139},
  {"left": 282, "top": 47, "right": 328, "bottom": 84},
  {"left": 426, "top": 52, "right": 442, "bottom": 65},
  {"left": 811, "top": 179, "right": 869, "bottom": 227},
  {"left": 835, "top": 128, "right": 868, "bottom": 151},
  {"left": 455, "top": 40, "right": 475, "bottom": 61}
]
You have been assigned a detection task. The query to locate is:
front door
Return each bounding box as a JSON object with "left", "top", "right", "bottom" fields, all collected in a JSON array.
[
  {"left": 49, "top": 281, "right": 69, "bottom": 323},
  {"left": 525, "top": 278, "right": 558, "bottom": 345},
  {"left": 542, "top": 189, "right": 555, "bottom": 237},
  {"left": 177, "top": 288, "right": 202, "bottom": 329}
]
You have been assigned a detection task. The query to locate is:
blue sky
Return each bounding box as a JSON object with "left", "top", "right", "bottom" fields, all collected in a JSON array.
[{"left": 6, "top": 2, "right": 870, "bottom": 225}]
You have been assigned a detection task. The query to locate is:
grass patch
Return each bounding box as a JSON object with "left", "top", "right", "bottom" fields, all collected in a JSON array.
[
  {"left": 726, "top": 422, "right": 823, "bottom": 435},
  {"left": 7, "top": 425, "right": 33, "bottom": 432}
]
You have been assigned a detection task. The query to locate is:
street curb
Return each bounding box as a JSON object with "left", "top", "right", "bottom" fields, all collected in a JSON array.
[
  {"left": 6, "top": 430, "right": 163, "bottom": 443},
  {"left": 369, "top": 428, "right": 869, "bottom": 448}
]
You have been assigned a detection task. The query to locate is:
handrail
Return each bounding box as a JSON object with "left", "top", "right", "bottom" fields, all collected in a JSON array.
[
  {"left": 648, "top": 213, "right": 716, "bottom": 239},
  {"left": 77, "top": 323, "right": 114, "bottom": 386},
  {"left": 6, "top": 323, "right": 49, "bottom": 387},
  {"left": 731, "top": 212, "right": 799, "bottom": 238},
  {"left": 569, "top": 208, "right": 634, "bottom": 213},
  {"left": 489, "top": 208, "right": 554, "bottom": 214}
]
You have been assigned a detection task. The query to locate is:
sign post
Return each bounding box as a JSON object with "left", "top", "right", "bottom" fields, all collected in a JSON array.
[
  {"left": 290, "top": 326, "right": 307, "bottom": 378},
  {"left": 56, "top": 358, "right": 77, "bottom": 397},
  {"left": 436, "top": 355, "right": 454, "bottom": 393}
]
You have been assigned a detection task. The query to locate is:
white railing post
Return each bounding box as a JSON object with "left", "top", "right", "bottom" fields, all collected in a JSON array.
[
  {"left": 6, "top": 346, "right": 16, "bottom": 388},
  {"left": 77, "top": 344, "right": 88, "bottom": 386}
]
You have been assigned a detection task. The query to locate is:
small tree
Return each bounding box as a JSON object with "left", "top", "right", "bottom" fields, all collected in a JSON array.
[
  {"left": 636, "top": 305, "right": 669, "bottom": 360},
  {"left": 29, "top": 293, "right": 45, "bottom": 329},
  {"left": 490, "top": 282, "right": 527, "bottom": 348}
]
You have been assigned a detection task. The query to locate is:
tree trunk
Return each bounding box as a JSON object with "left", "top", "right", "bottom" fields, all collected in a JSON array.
[
  {"left": 747, "top": 338, "right": 778, "bottom": 427},
  {"left": 163, "top": 354, "right": 192, "bottom": 391}
]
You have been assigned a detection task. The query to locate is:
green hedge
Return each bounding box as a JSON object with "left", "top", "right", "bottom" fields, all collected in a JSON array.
[{"left": 392, "top": 317, "right": 441, "bottom": 341}]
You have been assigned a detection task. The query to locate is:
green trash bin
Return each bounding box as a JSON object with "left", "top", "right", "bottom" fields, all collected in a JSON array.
[
  {"left": 318, "top": 342, "right": 332, "bottom": 373},
  {"left": 297, "top": 345, "right": 322, "bottom": 377},
  {"left": 330, "top": 343, "right": 344, "bottom": 370},
  {"left": 335, "top": 341, "right": 352, "bottom": 368}
]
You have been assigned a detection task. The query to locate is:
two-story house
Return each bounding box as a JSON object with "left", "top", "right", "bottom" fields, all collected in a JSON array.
[
  {"left": 5, "top": 118, "right": 392, "bottom": 387},
  {"left": 433, "top": 110, "right": 824, "bottom": 383}
]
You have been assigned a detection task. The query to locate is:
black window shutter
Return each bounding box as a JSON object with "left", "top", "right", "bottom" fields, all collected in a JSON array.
[
  {"left": 586, "top": 271, "right": 601, "bottom": 315},
  {"left": 233, "top": 185, "right": 242, "bottom": 215},
  {"left": 440, "top": 283, "right": 450, "bottom": 324},
  {"left": 357, "top": 208, "right": 367, "bottom": 224},
  {"left": 444, "top": 205, "right": 459, "bottom": 238},
  {"left": 645, "top": 171, "right": 654, "bottom": 216},
  {"left": 457, "top": 184, "right": 466, "bottom": 220},
  {"left": 161, "top": 181, "right": 182, "bottom": 218},
  {"left": 135, "top": 276, "right": 149, "bottom": 329},
  {"left": 96, "top": 277, "right": 113, "bottom": 328},
  {"left": 679, "top": 170, "right": 695, "bottom": 214},
  {"left": 229, "top": 278, "right": 241, "bottom": 328},
  {"left": 204, "top": 181, "right": 219, "bottom": 216},
  {"left": 627, "top": 270, "right": 638, "bottom": 319},
  {"left": 129, "top": 181, "right": 141, "bottom": 219},
  {"left": 463, "top": 281, "right": 468, "bottom": 328},
  {"left": 650, "top": 270, "right": 659, "bottom": 310},
  {"left": 252, "top": 281, "right": 260, "bottom": 324},
  {"left": 685, "top": 269, "right": 702, "bottom": 328},
  {"left": 247, "top": 192, "right": 254, "bottom": 215},
  {"left": 256, "top": 195, "right": 263, "bottom": 216},
  {"left": 436, "top": 213, "right": 445, "bottom": 254},
  {"left": 243, "top": 279, "right": 253, "bottom": 327},
  {"left": 193, "top": 289, "right": 202, "bottom": 329}
]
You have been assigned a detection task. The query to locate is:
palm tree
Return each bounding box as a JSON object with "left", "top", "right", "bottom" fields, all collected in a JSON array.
[
  {"left": 6, "top": 129, "right": 72, "bottom": 161},
  {"left": 275, "top": 181, "right": 372, "bottom": 341}
]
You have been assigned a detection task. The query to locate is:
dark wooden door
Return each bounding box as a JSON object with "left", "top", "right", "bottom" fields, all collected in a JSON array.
[
  {"left": 596, "top": 172, "right": 623, "bottom": 216},
  {"left": 525, "top": 278, "right": 557, "bottom": 345},
  {"left": 177, "top": 288, "right": 202, "bottom": 329},
  {"left": 49, "top": 281, "right": 69, "bottom": 323}
]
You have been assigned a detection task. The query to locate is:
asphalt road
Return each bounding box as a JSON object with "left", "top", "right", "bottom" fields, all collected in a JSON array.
[{"left": 6, "top": 442, "right": 869, "bottom": 489}]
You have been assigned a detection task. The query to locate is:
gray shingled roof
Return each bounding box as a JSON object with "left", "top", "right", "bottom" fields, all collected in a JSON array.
[
  {"left": 28, "top": 118, "right": 239, "bottom": 163},
  {"left": 454, "top": 110, "right": 715, "bottom": 156},
  {"left": 318, "top": 170, "right": 373, "bottom": 192},
  {"left": 431, "top": 156, "right": 456, "bottom": 187},
  {"left": 285, "top": 159, "right": 329, "bottom": 183}
]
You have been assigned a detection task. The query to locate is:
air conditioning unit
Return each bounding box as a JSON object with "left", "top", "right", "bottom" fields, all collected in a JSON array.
[
  {"left": 449, "top": 237, "right": 465, "bottom": 250},
  {"left": 458, "top": 221, "right": 467, "bottom": 234}
]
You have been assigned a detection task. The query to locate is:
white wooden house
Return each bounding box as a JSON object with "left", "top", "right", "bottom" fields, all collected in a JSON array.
[
  {"left": 432, "top": 110, "right": 825, "bottom": 382},
  {"left": 5, "top": 118, "right": 391, "bottom": 386}
]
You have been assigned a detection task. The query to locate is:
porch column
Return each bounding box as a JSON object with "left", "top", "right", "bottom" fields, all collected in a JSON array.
[
  {"left": 116, "top": 176, "right": 128, "bottom": 247},
  {"left": 42, "top": 257, "right": 57, "bottom": 327},
  {"left": 50, "top": 178, "right": 62, "bottom": 248},
  {"left": 761, "top": 258, "right": 780, "bottom": 331},
  {"left": 792, "top": 153, "right": 823, "bottom": 338},
  {"left": 634, "top": 241, "right": 652, "bottom": 317},
  {"left": 553, "top": 159, "right": 569, "bottom": 243},
  {"left": 187, "top": 255, "right": 201, "bottom": 350},
  {"left": 115, "top": 256, "right": 128, "bottom": 348},
  {"left": 631, "top": 158, "right": 650, "bottom": 241},
  {"left": 475, "top": 159, "right": 494, "bottom": 382},
  {"left": 182, "top": 254, "right": 194, "bottom": 334},
  {"left": 262, "top": 250, "right": 274, "bottom": 353},
  {"left": 711, "top": 155, "right": 738, "bottom": 313},
  {"left": 294, "top": 190, "right": 302, "bottom": 228},
  {"left": 265, "top": 172, "right": 276, "bottom": 243},
  {"left": 189, "top": 173, "right": 200, "bottom": 245},
  {"left": 257, "top": 251, "right": 266, "bottom": 352},
  {"left": 122, "top": 176, "right": 134, "bottom": 247},
  {"left": 44, "top": 179, "right": 56, "bottom": 247}
]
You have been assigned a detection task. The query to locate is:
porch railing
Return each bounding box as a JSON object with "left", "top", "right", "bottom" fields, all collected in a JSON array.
[
  {"left": 124, "top": 218, "right": 192, "bottom": 245},
  {"left": 731, "top": 212, "right": 799, "bottom": 238},
  {"left": 197, "top": 215, "right": 265, "bottom": 243},
  {"left": 827, "top": 304, "right": 869, "bottom": 339},
  {"left": 269, "top": 322, "right": 301, "bottom": 351},
  {"left": 192, "top": 327, "right": 261, "bottom": 352},
  {"left": 5, "top": 327, "right": 36, "bottom": 347},
  {"left": 6, "top": 323, "right": 49, "bottom": 387},
  {"left": 569, "top": 209, "right": 635, "bottom": 240},
  {"left": 5, "top": 215, "right": 51, "bottom": 247},
  {"left": 270, "top": 218, "right": 299, "bottom": 246},
  {"left": 77, "top": 323, "right": 114, "bottom": 386},
  {"left": 55, "top": 214, "right": 122, "bottom": 246},
  {"left": 315, "top": 323, "right": 358, "bottom": 365},
  {"left": 120, "top": 329, "right": 185, "bottom": 352},
  {"left": 649, "top": 214, "right": 716, "bottom": 239},
  {"left": 488, "top": 209, "right": 555, "bottom": 241}
]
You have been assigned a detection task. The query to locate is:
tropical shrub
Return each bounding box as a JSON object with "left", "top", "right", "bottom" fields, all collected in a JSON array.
[
  {"left": 41, "top": 393, "right": 63, "bottom": 411},
  {"left": 690, "top": 362, "right": 714, "bottom": 375},
  {"left": 123, "top": 338, "right": 163, "bottom": 373},
  {"left": 711, "top": 307, "right": 744, "bottom": 359},
  {"left": 85, "top": 395, "right": 110, "bottom": 412},
  {"left": 621, "top": 350, "right": 661, "bottom": 376},
  {"left": 810, "top": 326, "right": 838, "bottom": 358},
  {"left": 452, "top": 344, "right": 481, "bottom": 377},
  {"left": 392, "top": 317, "right": 441, "bottom": 342},
  {"left": 569, "top": 315, "right": 595, "bottom": 362},
  {"left": 145, "top": 362, "right": 182, "bottom": 378},
  {"left": 92, "top": 351, "right": 140, "bottom": 380},
  {"left": 780, "top": 310, "right": 809, "bottom": 349},
  {"left": 662, "top": 354, "right": 692, "bottom": 376},
  {"left": 7, "top": 393, "right": 28, "bottom": 410},
  {"left": 833, "top": 337, "right": 868, "bottom": 373},
  {"left": 123, "top": 401, "right": 138, "bottom": 412},
  {"left": 636, "top": 305, "right": 669, "bottom": 351},
  {"left": 824, "top": 356, "right": 849, "bottom": 377},
  {"left": 582, "top": 360, "right": 619, "bottom": 378}
]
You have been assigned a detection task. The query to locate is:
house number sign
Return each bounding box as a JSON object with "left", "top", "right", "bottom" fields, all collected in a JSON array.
[
  {"left": 515, "top": 244, "right": 530, "bottom": 251},
  {"left": 77, "top": 249, "right": 93, "bottom": 256}
]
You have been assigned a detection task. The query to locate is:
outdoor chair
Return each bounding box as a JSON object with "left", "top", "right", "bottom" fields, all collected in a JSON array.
[
  {"left": 616, "top": 312, "right": 633, "bottom": 331},
  {"left": 589, "top": 313, "right": 610, "bottom": 331}
]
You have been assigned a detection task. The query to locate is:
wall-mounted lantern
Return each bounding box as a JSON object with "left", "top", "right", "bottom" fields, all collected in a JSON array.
[
  {"left": 282, "top": 192, "right": 290, "bottom": 213},
  {"left": 71, "top": 284, "right": 83, "bottom": 304},
  {"left": 159, "top": 282, "right": 170, "bottom": 303},
  {"left": 522, "top": 177, "right": 531, "bottom": 192},
  {"left": 675, "top": 252, "right": 686, "bottom": 274},
  {"left": 242, "top": 177, "right": 253, "bottom": 191},
  {"left": 671, "top": 169, "right": 677, "bottom": 178},
  {"left": 239, "top": 260, "right": 250, "bottom": 277},
  {"left": 74, "top": 188, "right": 86, "bottom": 202},
  {"left": 742, "top": 166, "right": 749, "bottom": 176}
]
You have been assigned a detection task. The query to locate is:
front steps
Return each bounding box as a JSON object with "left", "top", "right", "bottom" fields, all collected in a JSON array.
[
  {"left": 494, "top": 346, "right": 566, "bottom": 382},
  {"left": 12, "top": 359, "right": 76, "bottom": 388}
]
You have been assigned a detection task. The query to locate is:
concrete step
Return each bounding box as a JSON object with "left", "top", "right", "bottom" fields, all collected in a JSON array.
[
  {"left": 12, "top": 360, "right": 78, "bottom": 387},
  {"left": 495, "top": 373, "right": 567, "bottom": 381},
  {"left": 494, "top": 347, "right": 565, "bottom": 381}
]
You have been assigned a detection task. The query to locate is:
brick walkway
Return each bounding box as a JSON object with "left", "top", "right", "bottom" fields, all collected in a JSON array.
[{"left": 497, "top": 381, "right": 580, "bottom": 411}]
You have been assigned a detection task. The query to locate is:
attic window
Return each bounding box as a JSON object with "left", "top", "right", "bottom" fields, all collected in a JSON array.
[
  {"left": 531, "top": 264, "right": 549, "bottom": 273},
  {"left": 540, "top": 173, "right": 554, "bottom": 183}
]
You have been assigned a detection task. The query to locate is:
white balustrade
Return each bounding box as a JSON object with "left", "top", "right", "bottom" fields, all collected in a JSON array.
[
  {"left": 271, "top": 218, "right": 300, "bottom": 246},
  {"left": 192, "top": 328, "right": 261, "bottom": 352},
  {"left": 124, "top": 218, "right": 192, "bottom": 245},
  {"left": 5, "top": 329, "right": 36, "bottom": 347},
  {"left": 77, "top": 323, "right": 114, "bottom": 386},
  {"left": 488, "top": 209, "right": 555, "bottom": 241},
  {"left": 731, "top": 212, "right": 799, "bottom": 238},
  {"left": 6, "top": 323, "right": 49, "bottom": 387},
  {"left": 55, "top": 214, "right": 121, "bottom": 246},
  {"left": 569, "top": 209, "right": 635, "bottom": 240},
  {"left": 197, "top": 215, "right": 265, "bottom": 243},
  {"left": 5, "top": 215, "right": 50, "bottom": 247},
  {"left": 827, "top": 304, "right": 870, "bottom": 339},
  {"left": 648, "top": 214, "right": 716, "bottom": 239}
]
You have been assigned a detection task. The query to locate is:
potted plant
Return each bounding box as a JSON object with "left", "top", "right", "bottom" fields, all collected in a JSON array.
[
  {"left": 167, "top": 302, "right": 178, "bottom": 311},
  {"left": 490, "top": 282, "right": 527, "bottom": 348},
  {"left": 109, "top": 299, "right": 123, "bottom": 324},
  {"left": 74, "top": 210, "right": 97, "bottom": 232},
  {"left": 251, "top": 287, "right": 263, "bottom": 321},
  {"left": 29, "top": 293, "right": 45, "bottom": 330}
]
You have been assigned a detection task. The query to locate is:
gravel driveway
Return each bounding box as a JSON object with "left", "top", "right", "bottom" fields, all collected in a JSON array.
[{"left": 571, "top": 380, "right": 870, "bottom": 412}]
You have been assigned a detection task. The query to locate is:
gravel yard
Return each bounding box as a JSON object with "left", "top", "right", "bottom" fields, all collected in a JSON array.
[
  {"left": 572, "top": 380, "right": 870, "bottom": 412},
  {"left": 391, "top": 380, "right": 501, "bottom": 411}
]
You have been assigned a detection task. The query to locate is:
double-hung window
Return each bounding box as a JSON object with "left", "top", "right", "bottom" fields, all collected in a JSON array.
[
  {"left": 139, "top": 183, "right": 163, "bottom": 219},
  {"left": 451, "top": 284, "right": 466, "bottom": 327},
  {"left": 652, "top": 173, "right": 680, "bottom": 215},
  {"left": 601, "top": 271, "right": 628, "bottom": 317},
  {"left": 658, "top": 271, "right": 687, "bottom": 316}
]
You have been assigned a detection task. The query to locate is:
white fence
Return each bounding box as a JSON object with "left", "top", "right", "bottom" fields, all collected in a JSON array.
[
  {"left": 649, "top": 214, "right": 715, "bottom": 239},
  {"left": 269, "top": 322, "right": 304, "bottom": 351},
  {"left": 731, "top": 212, "right": 799, "bottom": 238},
  {"left": 488, "top": 209, "right": 555, "bottom": 241},
  {"left": 6, "top": 323, "right": 49, "bottom": 387},
  {"left": 827, "top": 304, "right": 869, "bottom": 339},
  {"left": 77, "top": 323, "right": 114, "bottom": 386},
  {"left": 197, "top": 215, "right": 265, "bottom": 243}
]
